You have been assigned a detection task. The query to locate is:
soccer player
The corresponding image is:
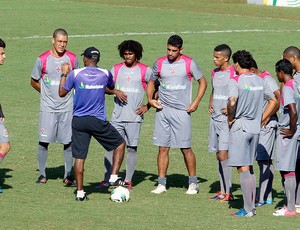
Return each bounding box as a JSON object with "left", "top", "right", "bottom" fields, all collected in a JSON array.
[
  {"left": 0, "top": 38, "right": 11, "bottom": 193},
  {"left": 227, "top": 50, "right": 274, "bottom": 217},
  {"left": 250, "top": 59, "right": 280, "bottom": 207},
  {"left": 272, "top": 59, "right": 298, "bottom": 216},
  {"left": 31, "top": 28, "right": 79, "bottom": 185},
  {"left": 282, "top": 46, "right": 300, "bottom": 214},
  {"left": 59, "top": 47, "right": 126, "bottom": 201},
  {"left": 147, "top": 35, "right": 207, "bottom": 195},
  {"left": 208, "top": 44, "right": 234, "bottom": 202},
  {"left": 95, "top": 40, "right": 153, "bottom": 190}
]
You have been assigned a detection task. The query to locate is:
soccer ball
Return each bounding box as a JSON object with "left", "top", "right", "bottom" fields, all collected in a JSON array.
[{"left": 110, "top": 186, "right": 130, "bottom": 203}]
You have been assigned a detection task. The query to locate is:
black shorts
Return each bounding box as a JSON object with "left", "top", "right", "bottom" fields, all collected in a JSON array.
[{"left": 72, "top": 116, "right": 124, "bottom": 159}]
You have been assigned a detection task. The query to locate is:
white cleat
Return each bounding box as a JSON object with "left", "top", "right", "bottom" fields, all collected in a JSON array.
[
  {"left": 186, "top": 183, "right": 199, "bottom": 195},
  {"left": 151, "top": 184, "right": 167, "bottom": 194}
]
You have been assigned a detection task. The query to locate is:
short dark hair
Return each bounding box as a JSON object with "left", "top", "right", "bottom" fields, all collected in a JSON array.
[
  {"left": 275, "top": 59, "right": 293, "bottom": 75},
  {"left": 232, "top": 50, "right": 253, "bottom": 69},
  {"left": 53, "top": 28, "right": 68, "bottom": 38},
  {"left": 283, "top": 46, "right": 300, "bottom": 59},
  {"left": 0, "top": 39, "right": 6, "bottom": 48},
  {"left": 118, "top": 40, "right": 143, "bottom": 61},
  {"left": 167, "top": 35, "right": 183, "bottom": 49},
  {"left": 250, "top": 58, "right": 258, "bottom": 69},
  {"left": 214, "top": 44, "right": 232, "bottom": 59}
]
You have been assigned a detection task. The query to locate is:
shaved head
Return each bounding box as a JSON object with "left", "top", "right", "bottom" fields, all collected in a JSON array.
[{"left": 283, "top": 46, "right": 300, "bottom": 58}]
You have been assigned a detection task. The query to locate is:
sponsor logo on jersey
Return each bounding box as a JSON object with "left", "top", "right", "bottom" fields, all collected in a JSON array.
[
  {"left": 120, "top": 86, "right": 141, "bottom": 93},
  {"left": 243, "top": 84, "right": 263, "bottom": 92},
  {"left": 160, "top": 82, "right": 187, "bottom": 90},
  {"left": 44, "top": 76, "right": 51, "bottom": 86},
  {"left": 213, "top": 94, "right": 228, "bottom": 100},
  {"left": 79, "top": 81, "right": 104, "bottom": 89}
]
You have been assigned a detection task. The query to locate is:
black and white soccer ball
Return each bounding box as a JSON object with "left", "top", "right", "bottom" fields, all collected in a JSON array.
[{"left": 110, "top": 186, "right": 130, "bottom": 203}]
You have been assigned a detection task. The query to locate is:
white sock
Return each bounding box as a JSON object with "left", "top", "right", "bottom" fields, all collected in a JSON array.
[
  {"left": 109, "top": 174, "right": 118, "bottom": 183},
  {"left": 77, "top": 190, "right": 85, "bottom": 198}
]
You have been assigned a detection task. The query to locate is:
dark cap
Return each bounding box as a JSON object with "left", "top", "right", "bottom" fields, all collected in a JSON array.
[{"left": 81, "top": 47, "right": 100, "bottom": 60}]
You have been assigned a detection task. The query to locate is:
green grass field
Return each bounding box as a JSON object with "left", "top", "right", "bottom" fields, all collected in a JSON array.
[{"left": 1, "top": 0, "right": 300, "bottom": 229}]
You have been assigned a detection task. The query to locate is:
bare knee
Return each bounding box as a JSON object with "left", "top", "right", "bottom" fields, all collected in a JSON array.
[{"left": 0, "top": 142, "right": 10, "bottom": 155}]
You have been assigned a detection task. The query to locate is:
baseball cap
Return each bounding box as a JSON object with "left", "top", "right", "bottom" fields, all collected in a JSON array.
[{"left": 81, "top": 47, "right": 100, "bottom": 60}]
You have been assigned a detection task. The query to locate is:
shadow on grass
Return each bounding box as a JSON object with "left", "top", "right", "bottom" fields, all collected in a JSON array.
[
  {"left": 208, "top": 180, "right": 285, "bottom": 210},
  {"left": 0, "top": 168, "right": 13, "bottom": 190},
  {"left": 84, "top": 170, "right": 207, "bottom": 195},
  {"left": 35, "top": 165, "right": 75, "bottom": 183},
  {"left": 148, "top": 172, "right": 207, "bottom": 189}
]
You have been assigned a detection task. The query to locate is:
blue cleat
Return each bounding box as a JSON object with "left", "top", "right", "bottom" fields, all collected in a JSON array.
[{"left": 231, "top": 208, "right": 255, "bottom": 217}]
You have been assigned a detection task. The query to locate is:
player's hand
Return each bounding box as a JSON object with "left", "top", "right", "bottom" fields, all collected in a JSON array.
[
  {"left": 61, "top": 62, "right": 71, "bottom": 75},
  {"left": 228, "top": 118, "right": 236, "bottom": 128},
  {"left": 136, "top": 104, "right": 148, "bottom": 115},
  {"left": 148, "top": 99, "right": 162, "bottom": 109},
  {"left": 261, "top": 116, "right": 270, "bottom": 128},
  {"left": 114, "top": 90, "right": 127, "bottom": 103},
  {"left": 0, "top": 117, "right": 4, "bottom": 122},
  {"left": 221, "top": 107, "right": 228, "bottom": 116},
  {"left": 208, "top": 106, "right": 214, "bottom": 114},
  {"left": 187, "top": 101, "right": 199, "bottom": 113},
  {"left": 280, "top": 128, "right": 295, "bottom": 138}
]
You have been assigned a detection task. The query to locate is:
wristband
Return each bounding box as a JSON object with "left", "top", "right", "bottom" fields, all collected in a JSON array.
[{"left": 61, "top": 73, "right": 66, "bottom": 78}]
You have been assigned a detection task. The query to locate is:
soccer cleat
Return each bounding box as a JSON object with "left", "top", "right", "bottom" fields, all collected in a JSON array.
[
  {"left": 219, "top": 193, "right": 234, "bottom": 202},
  {"left": 124, "top": 181, "right": 133, "bottom": 190},
  {"left": 255, "top": 202, "right": 264, "bottom": 207},
  {"left": 273, "top": 207, "right": 296, "bottom": 216},
  {"left": 265, "top": 199, "right": 273, "bottom": 205},
  {"left": 231, "top": 208, "right": 255, "bottom": 217},
  {"left": 75, "top": 195, "right": 89, "bottom": 201},
  {"left": 295, "top": 205, "right": 300, "bottom": 214},
  {"left": 109, "top": 178, "right": 128, "bottom": 188},
  {"left": 95, "top": 180, "right": 109, "bottom": 189},
  {"left": 186, "top": 183, "right": 199, "bottom": 195},
  {"left": 151, "top": 184, "right": 167, "bottom": 194},
  {"left": 0, "top": 189, "right": 2, "bottom": 193},
  {"left": 36, "top": 175, "right": 47, "bottom": 184},
  {"left": 208, "top": 191, "right": 225, "bottom": 201},
  {"left": 63, "top": 176, "right": 76, "bottom": 187}
]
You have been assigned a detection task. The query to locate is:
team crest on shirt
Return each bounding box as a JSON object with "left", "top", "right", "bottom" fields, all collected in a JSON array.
[
  {"left": 125, "top": 76, "right": 131, "bottom": 82},
  {"left": 40, "top": 128, "right": 47, "bottom": 137},
  {"left": 2, "top": 129, "right": 8, "bottom": 138},
  {"left": 56, "top": 66, "right": 61, "bottom": 72},
  {"left": 170, "top": 69, "right": 176, "bottom": 75}
]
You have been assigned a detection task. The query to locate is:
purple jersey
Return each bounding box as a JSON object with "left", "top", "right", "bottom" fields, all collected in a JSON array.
[
  {"left": 211, "top": 65, "right": 235, "bottom": 122},
  {"left": 63, "top": 66, "right": 114, "bottom": 121},
  {"left": 111, "top": 62, "right": 152, "bottom": 122},
  {"left": 151, "top": 55, "right": 204, "bottom": 110},
  {"left": 31, "top": 50, "right": 79, "bottom": 112}
]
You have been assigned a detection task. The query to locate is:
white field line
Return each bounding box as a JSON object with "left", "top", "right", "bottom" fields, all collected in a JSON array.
[{"left": 10, "top": 29, "right": 300, "bottom": 40}]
